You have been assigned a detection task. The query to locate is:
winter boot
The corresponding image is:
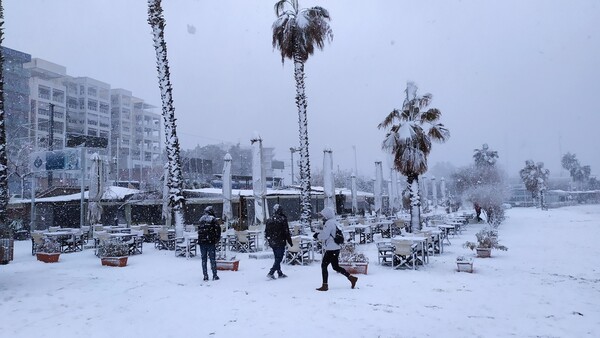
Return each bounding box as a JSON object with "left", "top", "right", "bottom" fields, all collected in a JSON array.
[
  {"left": 316, "top": 283, "right": 329, "bottom": 291},
  {"left": 277, "top": 271, "right": 288, "bottom": 278},
  {"left": 348, "top": 275, "right": 358, "bottom": 289},
  {"left": 213, "top": 275, "right": 220, "bottom": 281},
  {"left": 203, "top": 275, "right": 209, "bottom": 282},
  {"left": 267, "top": 272, "right": 276, "bottom": 280}
]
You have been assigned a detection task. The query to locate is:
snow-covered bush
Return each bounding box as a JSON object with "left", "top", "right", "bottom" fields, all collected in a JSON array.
[{"left": 463, "top": 228, "right": 507, "bottom": 251}]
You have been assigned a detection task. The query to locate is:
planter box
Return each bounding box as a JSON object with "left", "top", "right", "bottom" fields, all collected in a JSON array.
[
  {"left": 456, "top": 261, "right": 473, "bottom": 273},
  {"left": 216, "top": 259, "right": 239, "bottom": 271},
  {"left": 36, "top": 252, "right": 60, "bottom": 263},
  {"left": 476, "top": 248, "right": 491, "bottom": 258},
  {"left": 339, "top": 262, "right": 368, "bottom": 275},
  {"left": 101, "top": 256, "right": 128, "bottom": 267}
]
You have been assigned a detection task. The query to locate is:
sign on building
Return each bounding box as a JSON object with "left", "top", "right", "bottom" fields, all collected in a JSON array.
[{"left": 30, "top": 149, "right": 82, "bottom": 172}]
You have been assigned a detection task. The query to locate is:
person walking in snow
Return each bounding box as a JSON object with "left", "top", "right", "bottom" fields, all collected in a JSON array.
[
  {"left": 265, "top": 204, "right": 293, "bottom": 280},
  {"left": 313, "top": 207, "right": 358, "bottom": 291},
  {"left": 197, "top": 206, "right": 221, "bottom": 281}
]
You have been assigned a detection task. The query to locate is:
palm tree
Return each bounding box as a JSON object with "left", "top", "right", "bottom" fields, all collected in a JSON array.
[
  {"left": 147, "top": 0, "right": 185, "bottom": 233},
  {"left": 519, "top": 160, "right": 550, "bottom": 209},
  {"left": 272, "top": 0, "right": 333, "bottom": 226},
  {"left": 378, "top": 82, "right": 449, "bottom": 231},
  {"left": 473, "top": 143, "right": 499, "bottom": 167},
  {"left": 0, "top": 2, "right": 9, "bottom": 229}
]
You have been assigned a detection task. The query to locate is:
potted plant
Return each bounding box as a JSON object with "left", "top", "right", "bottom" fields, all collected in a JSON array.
[
  {"left": 338, "top": 243, "right": 369, "bottom": 274},
  {"left": 463, "top": 228, "right": 508, "bottom": 258},
  {"left": 36, "top": 237, "right": 61, "bottom": 263},
  {"left": 456, "top": 255, "right": 474, "bottom": 273},
  {"left": 98, "top": 239, "right": 129, "bottom": 267}
]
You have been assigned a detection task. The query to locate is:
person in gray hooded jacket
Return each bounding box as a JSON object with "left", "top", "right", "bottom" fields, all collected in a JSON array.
[{"left": 313, "top": 207, "right": 358, "bottom": 291}]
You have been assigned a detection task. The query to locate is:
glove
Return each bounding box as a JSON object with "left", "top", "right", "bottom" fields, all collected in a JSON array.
[{"left": 313, "top": 232, "right": 319, "bottom": 239}]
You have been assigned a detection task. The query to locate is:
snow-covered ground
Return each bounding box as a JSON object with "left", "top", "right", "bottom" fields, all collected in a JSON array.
[{"left": 1, "top": 205, "right": 599, "bottom": 337}]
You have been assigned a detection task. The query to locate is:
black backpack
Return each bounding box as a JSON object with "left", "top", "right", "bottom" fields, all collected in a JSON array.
[{"left": 332, "top": 226, "right": 344, "bottom": 245}]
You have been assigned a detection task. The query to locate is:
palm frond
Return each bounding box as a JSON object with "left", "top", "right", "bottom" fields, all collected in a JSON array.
[
  {"left": 428, "top": 124, "right": 450, "bottom": 142},
  {"left": 420, "top": 108, "right": 441, "bottom": 123},
  {"left": 377, "top": 109, "right": 401, "bottom": 129}
]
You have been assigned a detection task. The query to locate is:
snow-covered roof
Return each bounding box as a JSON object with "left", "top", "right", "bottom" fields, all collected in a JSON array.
[{"left": 9, "top": 186, "right": 140, "bottom": 204}]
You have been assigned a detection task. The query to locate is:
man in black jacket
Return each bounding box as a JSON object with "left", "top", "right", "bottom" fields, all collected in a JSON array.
[
  {"left": 197, "top": 206, "right": 221, "bottom": 281},
  {"left": 265, "top": 204, "right": 293, "bottom": 279}
]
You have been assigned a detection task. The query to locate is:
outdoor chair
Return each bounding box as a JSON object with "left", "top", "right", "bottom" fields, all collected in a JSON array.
[
  {"left": 63, "top": 230, "right": 84, "bottom": 253},
  {"left": 175, "top": 232, "right": 197, "bottom": 257},
  {"left": 226, "top": 233, "right": 239, "bottom": 252},
  {"left": 94, "top": 232, "right": 111, "bottom": 257},
  {"left": 128, "top": 230, "right": 144, "bottom": 255},
  {"left": 31, "top": 232, "right": 45, "bottom": 255},
  {"left": 358, "top": 225, "right": 373, "bottom": 244},
  {"left": 156, "top": 230, "right": 175, "bottom": 251},
  {"left": 377, "top": 242, "right": 394, "bottom": 266},
  {"left": 392, "top": 241, "right": 417, "bottom": 270},
  {"left": 284, "top": 237, "right": 303, "bottom": 265},
  {"left": 235, "top": 230, "right": 256, "bottom": 253}
]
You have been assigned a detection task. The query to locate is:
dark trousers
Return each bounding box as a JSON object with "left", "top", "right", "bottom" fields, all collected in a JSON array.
[
  {"left": 321, "top": 249, "right": 349, "bottom": 284},
  {"left": 269, "top": 246, "right": 285, "bottom": 274},
  {"left": 199, "top": 243, "right": 217, "bottom": 278}
]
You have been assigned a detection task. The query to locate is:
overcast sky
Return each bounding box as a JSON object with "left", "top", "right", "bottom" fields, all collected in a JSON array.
[{"left": 5, "top": 0, "right": 600, "bottom": 179}]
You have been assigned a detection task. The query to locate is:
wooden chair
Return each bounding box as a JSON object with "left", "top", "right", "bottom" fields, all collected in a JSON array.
[
  {"left": 156, "top": 230, "right": 175, "bottom": 251},
  {"left": 284, "top": 237, "right": 304, "bottom": 265},
  {"left": 376, "top": 242, "right": 394, "bottom": 266},
  {"left": 31, "top": 232, "right": 45, "bottom": 255},
  {"left": 392, "top": 241, "right": 417, "bottom": 270}
]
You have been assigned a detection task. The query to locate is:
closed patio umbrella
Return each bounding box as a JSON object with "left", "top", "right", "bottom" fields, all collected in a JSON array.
[
  {"left": 374, "top": 161, "right": 383, "bottom": 215},
  {"left": 323, "top": 149, "right": 335, "bottom": 214},
  {"left": 88, "top": 153, "right": 103, "bottom": 225},
  {"left": 222, "top": 153, "right": 233, "bottom": 222},
  {"left": 251, "top": 135, "right": 268, "bottom": 225},
  {"left": 351, "top": 173, "right": 358, "bottom": 214}
]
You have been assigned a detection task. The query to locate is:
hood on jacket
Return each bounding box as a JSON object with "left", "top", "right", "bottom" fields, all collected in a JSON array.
[{"left": 319, "top": 207, "right": 335, "bottom": 221}]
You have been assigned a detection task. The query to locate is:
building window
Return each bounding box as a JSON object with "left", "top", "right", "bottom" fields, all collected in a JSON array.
[
  {"left": 52, "top": 89, "right": 64, "bottom": 103},
  {"left": 67, "top": 97, "right": 78, "bottom": 109},
  {"left": 99, "top": 102, "right": 109, "bottom": 114},
  {"left": 87, "top": 99, "right": 98, "bottom": 111},
  {"left": 79, "top": 98, "right": 85, "bottom": 110},
  {"left": 87, "top": 86, "right": 97, "bottom": 97},
  {"left": 88, "top": 128, "right": 98, "bottom": 136},
  {"left": 80, "top": 85, "right": 85, "bottom": 95},
  {"left": 99, "top": 88, "right": 109, "bottom": 100},
  {"left": 38, "top": 118, "right": 49, "bottom": 132},
  {"left": 99, "top": 130, "right": 109, "bottom": 139},
  {"left": 38, "top": 85, "right": 50, "bottom": 100}
]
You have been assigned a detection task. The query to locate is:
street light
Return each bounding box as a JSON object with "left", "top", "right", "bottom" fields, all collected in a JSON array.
[
  {"left": 113, "top": 156, "right": 118, "bottom": 186},
  {"left": 289, "top": 147, "right": 301, "bottom": 185}
]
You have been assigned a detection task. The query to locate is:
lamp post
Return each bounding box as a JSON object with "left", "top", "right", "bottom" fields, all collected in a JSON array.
[
  {"left": 113, "top": 156, "right": 118, "bottom": 186},
  {"left": 47, "top": 103, "right": 54, "bottom": 188},
  {"left": 289, "top": 147, "right": 300, "bottom": 185}
]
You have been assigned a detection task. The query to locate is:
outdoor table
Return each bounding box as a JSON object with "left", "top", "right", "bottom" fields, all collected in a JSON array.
[
  {"left": 43, "top": 230, "right": 82, "bottom": 253},
  {"left": 437, "top": 224, "right": 455, "bottom": 245},
  {"left": 392, "top": 235, "right": 428, "bottom": 265},
  {"left": 353, "top": 224, "right": 373, "bottom": 244},
  {"left": 376, "top": 220, "right": 394, "bottom": 238},
  {"left": 423, "top": 228, "right": 444, "bottom": 254},
  {"left": 445, "top": 221, "right": 463, "bottom": 234}
]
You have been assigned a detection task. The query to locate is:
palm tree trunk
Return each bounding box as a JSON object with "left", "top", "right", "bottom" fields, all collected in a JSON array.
[
  {"left": 407, "top": 174, "right": 421, "bottom": 232},
  {"left": 293, "top": 53, "right": 312, "bottom": 226},
  {"left": 148, "top": 0, "right": 185, "bottom": 234},
  {"left": 0, "top": 3, "right": 8, "bottom": 227}
]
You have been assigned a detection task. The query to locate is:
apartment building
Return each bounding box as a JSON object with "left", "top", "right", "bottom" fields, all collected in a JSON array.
[{"left": 4, "top": 48, "right": 161, "bottom": 194}]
